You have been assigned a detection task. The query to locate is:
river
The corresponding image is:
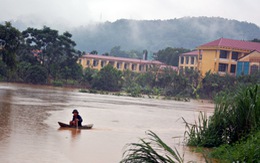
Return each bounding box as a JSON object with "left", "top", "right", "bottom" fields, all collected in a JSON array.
[{"left": 0, "top": 82, "right": 214, "bottom": 163}]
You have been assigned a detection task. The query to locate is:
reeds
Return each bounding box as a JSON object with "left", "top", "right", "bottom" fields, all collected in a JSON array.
[{"left": 184, "top": 84, "right": 260, "bottom": 147}]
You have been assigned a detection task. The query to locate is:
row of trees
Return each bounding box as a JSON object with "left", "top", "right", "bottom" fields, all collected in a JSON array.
[
  {"left": 82, "top": 62, "right": 260, "bottom": 99},
  {"left": 0, "top": 22, "right": 82, "bottom": 84}
]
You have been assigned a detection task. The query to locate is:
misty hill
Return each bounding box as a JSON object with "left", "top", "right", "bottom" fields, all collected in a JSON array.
[{"left": 71, "top": 17, "right": 260, "bottom": 53}]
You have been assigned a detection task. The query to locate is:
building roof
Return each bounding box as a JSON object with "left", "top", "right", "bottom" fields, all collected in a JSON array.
[
  {"left": 81, "top": 54, "right": 164, "bottom": 65},
  {"left": 180, "top": 50, "right": 198, "bottom": 56},
  {"left": 238, "top": 50, "right": 260, "bottom": 61},
  {"left": 198, "top": 38, "right": 260, "bottom": 51}
]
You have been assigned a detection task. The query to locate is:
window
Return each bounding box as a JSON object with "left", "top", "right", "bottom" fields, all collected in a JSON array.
[
  {"left": 191, "top": 57, "right": 195, "bottom": 64},
  {"left": 185, "top": 56, "right": 189, "bottom": 64},
  {"left": 109, "top": 61, "right": 114, "bottom": 66},
  {"left": 93, "top": 60, "right": 98, "bottom": 67},
  {"left": 86, "top": 60, "right": 90, "bottom": 66},
  {"left": 101, "top": 60, "right": 106, "bottom": 67},
  {"left": 78, "top": 59, "right": 82, "bottom": 64},
  {"left": 231, "top": 52, "right": 238, "bottom": 60},
  {"left": 230, "top": 64, "right": 236, "bottom": 73},
  {"left": 117, "top": 62, "right": 122, "bottom": 69},
  {"left": 250, "top": 65, "right": 259, "bottom": 74},
  {"left": 132, "top": 64, "right": 137, "bottom": 71},
  {"left": 124, "top": 63, "right": 129, "bottom": 69},
  {"left": 218, "top": 63, "right": 228, "bottom": 72},
  {"left": 139, "top": 65, "right": 144, "bottom": 71},
  {"left": 199, "top": 50, "right": 203, "bottom": 60},
  {"left": 146, "top": 65, "right": 150, "bottom": 71},
  {"left": 220, "top": 50, "right": 228, "bottom": 59},
  {"left": 180, "top": 57, "right": 184, "bottom": 64}
]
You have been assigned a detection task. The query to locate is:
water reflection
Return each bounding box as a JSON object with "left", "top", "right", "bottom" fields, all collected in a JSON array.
[
  {"left": 58, "top": 128, "right": 81, "bottom": 140},
  {"left": 0, "top": 89, "right": 12, "bottom": 142}
]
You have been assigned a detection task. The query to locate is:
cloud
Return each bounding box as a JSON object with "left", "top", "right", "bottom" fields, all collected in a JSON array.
[{"left": 0, "top": 0, "right": 259, "bottom": 30}]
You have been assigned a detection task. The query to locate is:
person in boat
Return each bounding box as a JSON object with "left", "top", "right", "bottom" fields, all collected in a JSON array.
[{"left": 69, "top": 109, "right": 83, "bottom": 127}]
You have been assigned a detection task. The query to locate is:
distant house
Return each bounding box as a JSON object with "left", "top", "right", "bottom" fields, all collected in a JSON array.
[
  {"left": 178, "top": 50, "right": 198, "bottom": 72},
  {"left": 197, "top": 38, "right": 260, "bottom": 76},
  {"left": 78, "top": 54, "right": 167, "bottom": 73}
]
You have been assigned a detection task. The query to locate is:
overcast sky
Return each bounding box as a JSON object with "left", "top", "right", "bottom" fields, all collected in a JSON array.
[{"left": 0, "top": 0, "right": 259, "bottom": 29}]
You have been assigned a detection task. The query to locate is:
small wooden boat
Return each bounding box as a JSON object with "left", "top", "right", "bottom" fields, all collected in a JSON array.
[{"left": 58, "top": 122, "right": 93, "bottom": 129}]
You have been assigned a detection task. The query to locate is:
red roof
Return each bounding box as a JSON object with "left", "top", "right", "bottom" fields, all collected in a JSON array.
[
  {"left": 198, "top": 38, "right": 260, "bottom": 51},
  {"left": 180, "top": 50, "right": 198, "bottom": 56},
  {"left": 81, "top": 54, "right": 164, "bottom": 65}
]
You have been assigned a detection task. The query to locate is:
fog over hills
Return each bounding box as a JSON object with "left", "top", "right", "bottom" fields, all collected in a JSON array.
[
  {"left": 71, "top": 17, "right": 260, "bottom": 53},
  {"left": 6, "top": 17, "right": 260, "bottom": 53}
]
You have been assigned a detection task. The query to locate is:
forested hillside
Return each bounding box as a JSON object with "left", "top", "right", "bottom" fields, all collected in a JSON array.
[{"left": 71, "top": 17, "right": 260, "bottom": 53}]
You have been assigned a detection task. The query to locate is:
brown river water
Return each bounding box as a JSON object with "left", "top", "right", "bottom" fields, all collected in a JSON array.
[{"left": 0, "top": 82, "right": 214, "bottom": 163}]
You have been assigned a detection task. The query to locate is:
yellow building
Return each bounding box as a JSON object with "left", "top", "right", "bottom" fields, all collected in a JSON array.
[
  {"left": 178, "top": 50, "right": 198, "bottom": 72},
  {"left": 78, "top": 54, "right": 165, "bottom": 72},
  {"left": 197, "top": 38, "right": 260, "bottom": 76}
]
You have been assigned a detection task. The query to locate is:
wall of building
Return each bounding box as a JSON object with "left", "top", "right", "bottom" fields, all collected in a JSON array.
[
  {"left": 198, "top": 49, "right": 217, "bottom": 75},
  {"left": 78, "top": 55, "right": 162, "bottom": 73},
  {"left": 178, "top": 55, "right": 198, "bottom": 71},
  {"left": 197, "top": 47, "right": 253, "bottom": 76}
]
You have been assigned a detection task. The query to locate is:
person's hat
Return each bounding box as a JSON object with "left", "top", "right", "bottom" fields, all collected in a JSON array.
[{"left": 72, "top": 109, "right": 79, "bottom": 114}]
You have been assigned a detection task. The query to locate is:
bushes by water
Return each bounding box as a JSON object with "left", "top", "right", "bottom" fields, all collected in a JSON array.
[
  {"left": 210, "top": 130, "right": 260, "bottom": 162},
  {"left": 184, "top": 84, "right": 260, "bottom": 162}
]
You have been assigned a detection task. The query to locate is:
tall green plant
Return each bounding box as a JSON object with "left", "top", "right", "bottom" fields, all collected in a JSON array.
[
  {"left": 184, "top": 84, "right": 260, "bottom": 147},
  {"left": 121, "top": 131, "right": 185, "bottom": 163}
]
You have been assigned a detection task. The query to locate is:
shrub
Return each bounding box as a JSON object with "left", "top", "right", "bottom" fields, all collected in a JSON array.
[
  {"left": 52, "top": 80, "right": 63, "bottom": 87},
  {"left": 210, "top": 131, "right": 260, "bottom": 162},
  {"left": 24, "top": 65, "right": 48, "bottom": 84},
  {"left": 184, "top": 84, "right": 260, "bottom": 147}
]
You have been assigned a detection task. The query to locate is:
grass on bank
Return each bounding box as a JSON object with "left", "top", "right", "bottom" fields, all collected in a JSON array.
[
  {"left": 210, "top": 130, "right": 260, "bottom": 162},
  {"left": 183, "top": 84, "right": 260, "bottom": 162}
]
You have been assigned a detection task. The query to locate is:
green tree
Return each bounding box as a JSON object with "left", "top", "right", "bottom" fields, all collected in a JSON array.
[
  {"left": 156, "top": 67, "right": 188, "bottom": 96},
  {"left": 21, "top": 27, "right": 79, "bottom": 80},
  {"left": 153, "top": 47, "right": 190, "bottom": 66},
  {"left": 201, "top": 71, "right": 236, "bottom": 98},
  {"left": 0, "top": 22, "right": 21, "bottom": 70},
  {"left": 24, "top": 65, "right": 48, "bottom": 84},
  {"left": 17, "top": 61, "right": 32, "bottom": 81},
  {"left": 82, "top": 67, "right": 98, "bottom": 86},
  {"left": 0, "top": 60, "right": 7, "bottom": 80},
  {"left": 92, "top": 64, "right": 123, "bottom": 91},
  {"left": 182, "top": 68, "right": 201, "bottom": 98},
  {"left": 90, "top": 50, "right": 98, "bottom": 55},
  {"left": 251, "top": 38, "right": 260, "bottom": 43},
  {"left": 60, "top": 59, "right": 83, "bottom": 81}
]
